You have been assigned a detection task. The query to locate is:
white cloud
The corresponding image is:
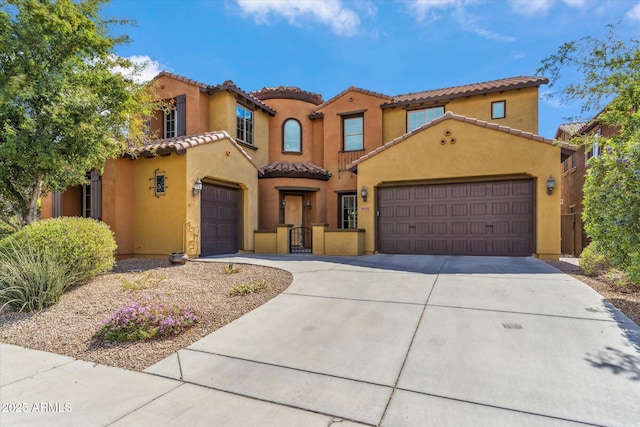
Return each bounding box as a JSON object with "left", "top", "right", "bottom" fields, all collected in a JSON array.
[
  {"left": 509, "top": 0, "right": 586, "bottom": 16},
  {"left": 627, "top": 2, "right": 640, "bottom": 21},
  {"left": 403, "top": 0, "right": 460, "bottom": 22},
  {"left": 112, "top": 55, "right": 163, "bottom": 83},
  {"left": 235, "top": 0, "right": 361, "bottom": 37}
]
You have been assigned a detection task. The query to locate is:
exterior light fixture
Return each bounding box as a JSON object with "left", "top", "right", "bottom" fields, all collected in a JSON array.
[
  {"left": 306, "top": 199, "right": 312, "bottom": 209},
  {"left": 192, "top": 178, "right": 203, "bottom": 197},
  {"left": 360, "top": 186, "right": 368, "bottom": 202},
  {"left": 546, "top": 175, "right": 556, "bottom": 195},
  {"left": 281, "top": 198, "right": 286, "bottom": 208}
]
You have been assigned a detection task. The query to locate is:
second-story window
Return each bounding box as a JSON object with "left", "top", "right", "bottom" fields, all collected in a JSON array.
[
  {"left": 236, "top": 104, "right": 254, "bottom": 145},
  {"left": 283, "top": 119, "right": 301, "bottom": 152},
  {"left": 164, "top": 109, "right": 176, "bottom": 138},
  {"left": 343, "top": 115, "right": 363, "bottom": 151},
  {"left": 491, "top": 100, "right": 506, "bottom": 119},
  {"left": 407, "top": 106, "right": 445, "bottom": 132}
]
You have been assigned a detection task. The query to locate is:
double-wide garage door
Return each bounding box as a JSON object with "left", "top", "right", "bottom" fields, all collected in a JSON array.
[
  {"left": 201, "top": 184, "right": 239, "bottom": 256},
  {"left": 378, "top": 179, "right": 534, "bottom": 256}
]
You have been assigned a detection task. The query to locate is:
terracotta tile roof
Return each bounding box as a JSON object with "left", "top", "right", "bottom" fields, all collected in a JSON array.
[
  {"left": 153, "top": 71, "right": 276, "bottom": 116},
  {"left": 347, "top": 111, "right": 576, "bottom": 170},
  {"left": 554, "top": 122, "right": 587, "bottom": 140},
  {"left": 251, "top": 86, "right": 324, "bottom": 105},
  {"left": 314, "top": 86, "right": 392, "bottom": 111},
  {"left": 382, "top": 76, "right": 549, "bottom": 108},
  {"left": 129, "top": 131, "right": 259, "bottom": 170},
  {"left": 259, "top": 161, "right": 330, "bottom": 181}
]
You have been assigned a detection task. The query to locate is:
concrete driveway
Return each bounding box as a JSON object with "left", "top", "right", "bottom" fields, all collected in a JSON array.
[
  {"left": 144, "top": 255, "right": 640, "bottom": 426},
  {"left": 2, "top": 255, "right": 639, "bottom": 426}
]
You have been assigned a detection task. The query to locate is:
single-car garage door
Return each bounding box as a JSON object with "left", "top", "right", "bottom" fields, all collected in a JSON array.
[
  {"left": 201, "top": 184, "right": 239, "bottom": 256},
  {"left": 378, "top": 179, "right": 534, "bottom": 256}
]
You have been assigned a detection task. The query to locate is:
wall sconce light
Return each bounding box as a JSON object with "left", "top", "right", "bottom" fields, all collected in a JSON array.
[
  {"left": 546, "top": 175, "right": 556, "bottom": 195},
  {"left": 360, "top": 186, "right": 368, "bottom": 203},
  {"left": 281, "top": 198, "right": 286, "bottom": 208},
  {"left": 306, "top": 199, "right": 312, "bottom": 209},
  {"left": 192, "top": 178, "right": 203, "bottom": 197}
]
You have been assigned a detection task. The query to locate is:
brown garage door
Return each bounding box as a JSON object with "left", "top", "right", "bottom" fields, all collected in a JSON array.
[
  {"left": 378, "top": 180, "right": 534, "bottom": 256},
  {"left": 201, "top": 184, "right": 239, "bottom": 256}
]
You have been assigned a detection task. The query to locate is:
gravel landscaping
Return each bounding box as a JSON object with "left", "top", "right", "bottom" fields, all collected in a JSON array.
[{"left": 0, "top": 258, "right": 292, "bottom": 371}]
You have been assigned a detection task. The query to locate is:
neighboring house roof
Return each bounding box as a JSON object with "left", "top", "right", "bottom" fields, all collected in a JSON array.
[
  {"left": 382, "top": 76, "right": 549, "bottom": 109},
  {"left": 128, "top": 131, "right": 259, "bottom": 170},
  {"left": 251, "top": 86, "right": 324, "bottom": 105},
  {"left": 313, "top": 86, "right": 393, "bottom": 112},
  {"left": 347, "top": 111, "right": 576, "bottom": 171},
  {"left": 154, "top": 71, "right": 276, "bottom": 116},
  {"left": 259, "top": 161, "right": 331, "bottom": 181},
  {"left": 554, "top": 122, "right": 586, "bottom": 140}
]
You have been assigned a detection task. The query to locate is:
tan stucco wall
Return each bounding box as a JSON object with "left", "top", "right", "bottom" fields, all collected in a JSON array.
[
  {"left": 356, "top": 118, "right": 562, "bottom": 259},
  {"left": 258, "top": 97, "right": 318, "bottom": 164},
  {"left": 186, "top": 140, "right": 259, "bottom": 256},
  {"left": 209, "top": 91, "right": 270, "bottom": 168},
  {"left": 133, "top": 154, "right": 187, "bottom": 257},
  {"left": 383, "top": 87, "right": 540, "bottom": 143},
  {"left": 317, "top": 90, "right": 388, "bottom": 228},
  {"left": 150, "top": 76, "right": 210, "bottom": 138},
  {"left": 101, "top": 158, "right": 134, "bottom": 257}
]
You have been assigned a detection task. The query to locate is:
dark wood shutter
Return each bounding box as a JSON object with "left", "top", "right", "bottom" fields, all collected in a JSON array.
[
  {"left": 90, "top": 171, "right": 101, "bottom": 220},
  {"left": 51, "top": 192, "right": 62, "bottom": 218},
  {"left": 176, "top": 94, "right": 186, "bottom": 137}
]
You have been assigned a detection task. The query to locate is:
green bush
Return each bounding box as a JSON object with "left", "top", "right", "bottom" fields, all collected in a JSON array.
[
  {"left": 0, "top": 222, "right": 16, "bottom": 240},
  {"left": 0, "top": 217, "right": 117, "bottom": 283},
  {"left": 579, "top": 243, "right": 610, "bottom": 276},
  {"left": 0, "top": 242, "right": 79, "bottom": 312},
  {"left": 228, "top": 280, "right": 268, "bottom": 296}
]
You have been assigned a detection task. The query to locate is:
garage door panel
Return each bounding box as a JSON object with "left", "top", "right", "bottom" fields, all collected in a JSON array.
[
  {"left": 378, "top": 180, "right": 533, "bottom": 256},
  {"left": 201, "top": 184, "right": 239, "bottom": 256}
]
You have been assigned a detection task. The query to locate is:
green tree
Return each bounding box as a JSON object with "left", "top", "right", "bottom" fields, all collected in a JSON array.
[
  {"left": 538, "top": 24, "right": 640, "bottom": 283},
  {"left": 0, "top": 0, "right": 158, "bottom": 228}
]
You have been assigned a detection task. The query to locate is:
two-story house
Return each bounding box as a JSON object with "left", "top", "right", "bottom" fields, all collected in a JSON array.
[{"left": 41, "top": 73, "right": 574, "bottom": 260}]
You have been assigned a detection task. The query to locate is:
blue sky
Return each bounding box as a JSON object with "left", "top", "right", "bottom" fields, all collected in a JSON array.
[{"left": 104, "top": 0, "right": 640, "bottom": 138}]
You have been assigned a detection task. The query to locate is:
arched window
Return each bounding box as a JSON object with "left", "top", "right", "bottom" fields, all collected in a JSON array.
[{"left": 283, "top": 119, "right": 301, "bottom": 152}]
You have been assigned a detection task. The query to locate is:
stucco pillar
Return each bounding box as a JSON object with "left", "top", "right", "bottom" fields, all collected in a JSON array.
[
  {"left": 312, "top": 223, "right": 328, "bottom": 256},
  {"left": 276, "top": 224, "right": 292, "bottom": 255}
]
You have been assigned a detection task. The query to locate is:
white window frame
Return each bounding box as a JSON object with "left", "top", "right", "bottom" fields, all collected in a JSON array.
[
  {"left": 236, "top": 104, "right": 254, "bottom": 145},
  {"left": 407, "top": 106, "right": 445, "bottom": 132},
  {"left": 343, "top": 115, "right": 364, "bottom": 151},
  {"left": 164, "top": 109, "right": 177, "bottom": 139},
  {"left": 340, "top": 194, "right": 358, "bottom": 229}
]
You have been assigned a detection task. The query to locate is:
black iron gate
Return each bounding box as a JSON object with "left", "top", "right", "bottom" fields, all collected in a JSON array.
[{"left": 290, "top": 227, "right": 312, "bottom": 253}]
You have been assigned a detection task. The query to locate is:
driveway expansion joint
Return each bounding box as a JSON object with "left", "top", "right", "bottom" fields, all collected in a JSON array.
[
  {"left": 104, "top": 382, "right": 185, "bottom": 426},
  {"left": 394, "top": 388, "right": 603, "bottom": 427},
  {"left": 0, "top": 358, "right": 77, "bottom": 388},
  {"left": 281, "top": 291, "right": 426, "bottom": 306},
  {"left": 426, "top": 303, "right": 625, "bottom": 323},
  {"left": 182, "top": 348, "right": 394, "bottom": 389}
]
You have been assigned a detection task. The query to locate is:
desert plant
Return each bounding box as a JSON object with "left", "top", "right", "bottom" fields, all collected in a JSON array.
[
  {"left": 119, "top": 271, "right": 165, "bottom": 291},
  {"left": 604, "top": 269, "right": 634, "bottom": 289},
  {"left": 0, "top": 242, "right": 79, "bottom": 312},
  {"left": 0, "top": 217, "right": 117, "bottom": 283},
  {"left": 95, "top": 294, "right": 199, "bottom": 342},
  {"left": 579, "top": 243, "right": 610, "bottom": 277},
  {"left": 223, "top": 263, "right": 240, "bottom": 274},
  {"left": 228, "top": 280, "right": 268, "bottom": 297}
]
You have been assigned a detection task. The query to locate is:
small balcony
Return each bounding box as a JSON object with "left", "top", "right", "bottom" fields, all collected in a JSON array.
[{"left": 338, "top": 150, "right": 365, "bottom": 171}]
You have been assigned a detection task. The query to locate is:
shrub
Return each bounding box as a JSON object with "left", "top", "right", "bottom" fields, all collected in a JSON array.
[
  {"left": 579, "top": 243, "right": 610, "bottom": 276},
  {"left": 0, "top": 217, "right": 117, "bottom": 283},
  {"left": 604, "top": 268, "right": 633, "bottom": 288},
  {"left": 223, "top": 263, "right": 240, "bottom": 274},
  {"left": 228, "top": 280, "right": 268, "bottom": 296},
  {"left": 95, "top": 294, "right": 199, "bottom": 342},
  {"left": 0, "top": 242, "right": 79, "bottom": 312},
  {"left": 119, "top": 271, "right": 164, "bottom": 291}
]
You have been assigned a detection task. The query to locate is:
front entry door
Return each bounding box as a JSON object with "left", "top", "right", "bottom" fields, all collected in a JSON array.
[{"left": 284, "top": 195, "right": 303, "bottom": 245}]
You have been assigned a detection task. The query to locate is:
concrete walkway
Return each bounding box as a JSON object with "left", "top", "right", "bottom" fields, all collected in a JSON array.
[{"left": 2, "top": 255, "right": 639, "bottom": 426}]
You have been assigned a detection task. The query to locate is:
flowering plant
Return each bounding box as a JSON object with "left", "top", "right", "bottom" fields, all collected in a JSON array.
[{"left": 95, "top": 294, "right": 199, "bottom": 342}]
